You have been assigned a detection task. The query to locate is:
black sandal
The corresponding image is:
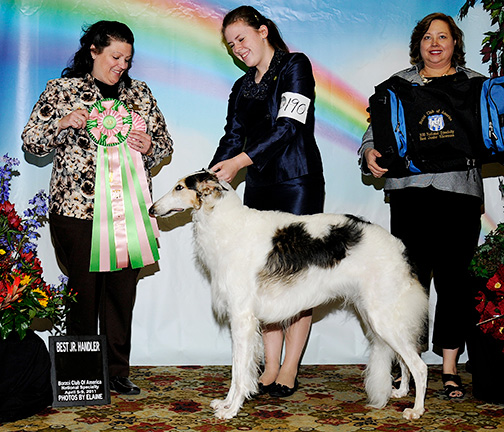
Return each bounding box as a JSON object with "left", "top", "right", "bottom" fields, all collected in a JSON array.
[{"left": 442, "top": 373, "right": 465, "bottom": 399}]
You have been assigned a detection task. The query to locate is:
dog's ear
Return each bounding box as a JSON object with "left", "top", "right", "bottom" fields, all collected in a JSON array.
[
  {"left": 193, "top": 170, "right": 228, "bottom": 196},
  {"left": 194, "top": 176, "right": 228, "bottom": 212},
  {"left": 198, "top": 178, "right": 225, "bottom": 198},
  {"left": 185, "top": 170, "right": 229, "bottom": 210}
]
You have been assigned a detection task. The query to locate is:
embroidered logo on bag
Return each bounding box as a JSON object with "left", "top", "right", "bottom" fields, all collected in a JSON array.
[{"left": 428, "top": 114, "right": 444, "bottom": 131}]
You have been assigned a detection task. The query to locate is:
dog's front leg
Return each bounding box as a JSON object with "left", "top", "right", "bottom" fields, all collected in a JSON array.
[{"left": 211, "top": 310, "right": 262, "bottom": 419}]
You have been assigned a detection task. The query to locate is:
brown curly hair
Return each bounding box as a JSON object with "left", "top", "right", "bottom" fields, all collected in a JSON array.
[{"left": 409, "top": 13, "right": 466, "bottom": 67}]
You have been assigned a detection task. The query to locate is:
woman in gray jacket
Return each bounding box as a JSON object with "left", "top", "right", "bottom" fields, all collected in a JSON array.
[{"left": 360, "top": 13, "right": 484, "bottom": 400}]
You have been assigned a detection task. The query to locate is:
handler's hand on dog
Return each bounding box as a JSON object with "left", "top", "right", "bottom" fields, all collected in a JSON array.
[
  {"left": 211, "top": 153, "right": 253, "bottom": 183},
  {"left": 364, "top": 148, "right": 388, "bottom": 178}
]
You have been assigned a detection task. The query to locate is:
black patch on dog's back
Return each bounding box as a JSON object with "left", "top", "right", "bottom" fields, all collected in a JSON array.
[
  {"left": 344, "top": 214, "right": 370, "bottom": 225},
  {"left": 262, "top": 218, "right": 364, "bottom": 279}
]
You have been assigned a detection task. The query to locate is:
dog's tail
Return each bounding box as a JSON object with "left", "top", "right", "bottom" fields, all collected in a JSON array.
[{"left": 364, "top": 337, "right": 395, "bottom": 408}]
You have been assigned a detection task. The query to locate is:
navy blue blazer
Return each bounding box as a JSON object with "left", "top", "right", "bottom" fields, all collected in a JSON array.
[{"left": 210, "top": 52, "right": 323, "bottom": 187}]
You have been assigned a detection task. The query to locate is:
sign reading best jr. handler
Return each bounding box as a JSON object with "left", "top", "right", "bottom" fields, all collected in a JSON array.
[{"left": 49, "top": 335, "right": 110, "bottom": 406}]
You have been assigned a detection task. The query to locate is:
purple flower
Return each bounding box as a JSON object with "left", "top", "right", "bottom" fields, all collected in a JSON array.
[
  {"left": 27, "top": 190, "right": 49, "bottom": 216},
  {"left": 1, "top": 154, "right": 75, "bottom": 340},
  {"left": 0, "top": 154, "right": 20, "bottom": 203}
]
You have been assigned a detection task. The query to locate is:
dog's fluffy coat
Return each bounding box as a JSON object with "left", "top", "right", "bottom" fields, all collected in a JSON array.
[{"left": 150, "top": 170, "right": 429, "bottom": 420}]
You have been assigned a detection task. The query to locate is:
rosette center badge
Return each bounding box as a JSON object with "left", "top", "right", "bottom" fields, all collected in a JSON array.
[{"left": 87, "top": 99, "right": 133, "bottom": 146}]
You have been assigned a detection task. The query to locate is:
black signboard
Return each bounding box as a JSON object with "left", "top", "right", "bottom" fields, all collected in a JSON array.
[{"left": 49, "top": 335, "right": 110, "bottom": 406}]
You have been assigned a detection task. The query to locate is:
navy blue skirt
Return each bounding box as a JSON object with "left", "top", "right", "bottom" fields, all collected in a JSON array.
[{"left": 244, "top": 174, "right": 325, "bottom": 216}]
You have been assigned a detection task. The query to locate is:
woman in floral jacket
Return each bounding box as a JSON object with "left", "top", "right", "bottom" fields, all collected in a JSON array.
[{"left": 22, "top": 20, "right": 173, "bottom": 395}]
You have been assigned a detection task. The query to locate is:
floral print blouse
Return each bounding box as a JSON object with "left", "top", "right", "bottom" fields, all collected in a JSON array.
[{"left": 22, "top": 74, "right": 173, "bottom": 220}]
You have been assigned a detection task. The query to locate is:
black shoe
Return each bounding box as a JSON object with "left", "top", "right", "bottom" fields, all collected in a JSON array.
[
  {"left": 442, "top": 373, "right": 465, "bottom": 400},
  {"left": 269, "top": 379, "right": 299, "bottom": 398},
  {"left": 109, "top": 376, "right": 140, "bottom": 395},
  {"left": 257, "top": 382, "right": 276, "bottom": 395}
]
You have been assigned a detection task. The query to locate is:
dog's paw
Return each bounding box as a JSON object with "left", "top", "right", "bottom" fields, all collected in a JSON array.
[
  {"left": 391, "top": 387, "right": 408, "bottom": 398},
  {"left": 402, "top": 407, "right": 424, "bottom": 420},
  {"left": 211, "top": 399, "right": 239, "bottom": 419},
  {"left": 214, "top": 408, "right": 238, "bottom": 420},
  {"left": 210, "top": 398, "right": 226, "bottom": 410}
]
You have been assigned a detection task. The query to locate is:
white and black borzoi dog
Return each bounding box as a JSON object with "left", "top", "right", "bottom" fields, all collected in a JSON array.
[{"left": 149, "top": 170, "right": 428, "bottom": 420}]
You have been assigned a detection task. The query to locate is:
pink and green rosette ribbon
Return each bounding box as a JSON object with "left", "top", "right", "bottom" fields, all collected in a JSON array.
[{"left": 87, "top": 98, "right": 160, "bottom": 272}]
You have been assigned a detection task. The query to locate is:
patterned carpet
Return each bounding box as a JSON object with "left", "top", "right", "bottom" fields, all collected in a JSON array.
[{"left": 1, "top": 364, "right": 503, "bottom": 432}]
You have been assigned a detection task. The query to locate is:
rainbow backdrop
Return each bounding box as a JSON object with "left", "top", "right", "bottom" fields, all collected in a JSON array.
[{"left": 1, "top": 0, "right": 369, "bottom": 147}]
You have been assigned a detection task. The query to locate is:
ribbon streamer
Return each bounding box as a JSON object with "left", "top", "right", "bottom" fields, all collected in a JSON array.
[{"left": 87, "top": 99, "right": 159, "bottom": 272}]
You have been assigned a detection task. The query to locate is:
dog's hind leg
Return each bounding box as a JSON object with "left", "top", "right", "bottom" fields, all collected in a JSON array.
[
  {"left": 367, "top": 333, "right": 427, "bottom": 419},
  {"left": 391, "top": 358, "right": 411, "bottom": 398},
  {"left": 374, "top": 324, "right": 427, "bottom": 419},
  {"left": 364, "top": 337, "right": 394, "bottom": 409},
  {"left": 211, "top": 310, "right": 262, "bottom": 419},
  {"left": 395, "top": 348, "right": 427, "bottom": 420},
  {"left": 365, "top": 310, "right": 427, "bottom": 419}
]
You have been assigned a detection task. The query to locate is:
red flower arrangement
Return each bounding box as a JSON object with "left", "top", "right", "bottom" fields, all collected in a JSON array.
[
  {"left": 0, "top": 153, "right": 75, "bottom": 340},
  {"left": 475, "top": 266, "right": 504, "bottom": 343},
  {"left": 470, "top": 223, "right": 504, "bottom": 351}
]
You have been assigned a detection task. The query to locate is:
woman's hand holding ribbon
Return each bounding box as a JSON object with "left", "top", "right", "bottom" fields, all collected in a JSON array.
[
  {"left": 58, "top": 108, "right": 89, "bottom": 133},
  {"left": 128, "top": 130, "right": 152, "bottom": 155}
]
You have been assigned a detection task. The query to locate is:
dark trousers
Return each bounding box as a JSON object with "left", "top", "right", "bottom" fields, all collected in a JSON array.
[
  {"left": 244, "top": 174, "right": 325, "bottom": 215},
  {"left": 389, "top": 187, "right": 481, "bottom": 350},
  {"left": 49, "top": 213, "right": 139, "bottom": 377}
]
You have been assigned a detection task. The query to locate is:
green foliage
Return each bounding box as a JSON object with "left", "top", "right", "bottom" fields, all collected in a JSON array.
[
  {"left": 470, "top": 223, "right": 504, "bottom": 278},
  {"left": 460, "top": 0, "right": 504, "bottom": 77}
]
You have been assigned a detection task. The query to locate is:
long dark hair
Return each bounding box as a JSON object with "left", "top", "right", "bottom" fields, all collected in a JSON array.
[
  {"left": 222, "top": 5, "right": 289, "bottom": 53},
  {"left": 62, "top": 20, "right": 135, "bottom": 86},
  {"left": 409, "top": 12, "right": 466, "bottom": 67}
]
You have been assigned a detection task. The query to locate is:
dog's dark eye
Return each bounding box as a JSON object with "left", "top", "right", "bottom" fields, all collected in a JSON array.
[{"left": 175, "top": 184, "right": 184, "bottom": 191}]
